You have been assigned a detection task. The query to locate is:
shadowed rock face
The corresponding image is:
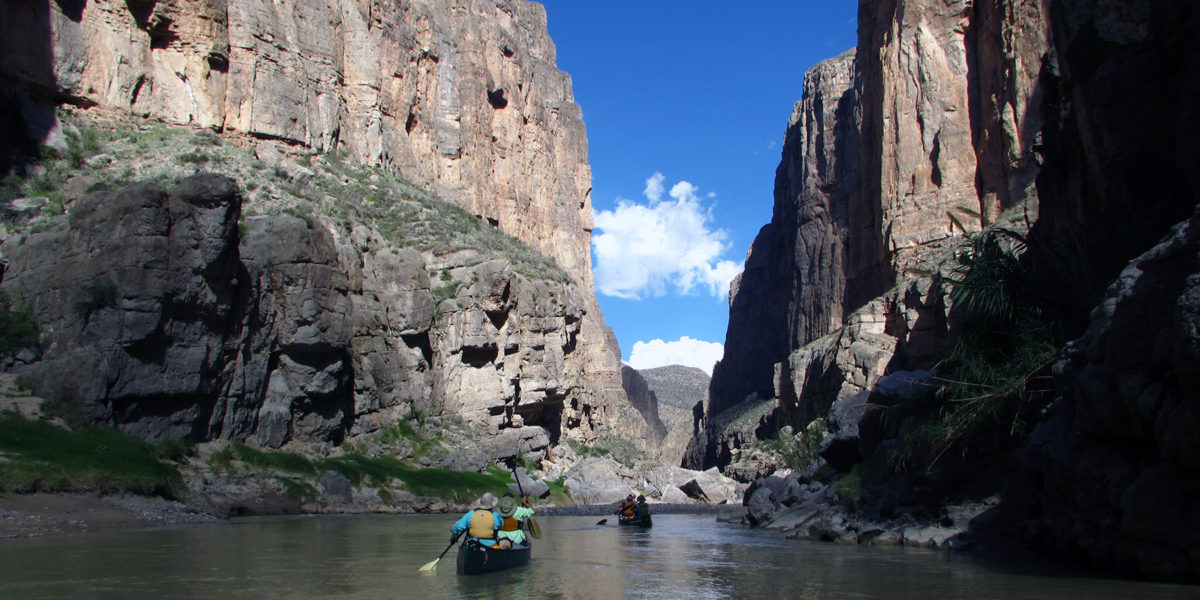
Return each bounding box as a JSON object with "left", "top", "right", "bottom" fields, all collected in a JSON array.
[
  {"left": 620, "top": 366, "right": 667, "bottom": 450},
  {"left": 1016, "top": 0, "right": 1200, "bottom": 582},
  {"left": 688, "top": 0, "right": 1200, "bottom": 583},
  {"left": 0, "top": 175, "right": 610, "bottom": 449},
  {"left": 0, "top": 0, "right": 627, "bottom": 435},
  {"left": 690, "top": 0, "right": 1050, "bottom": 470}
]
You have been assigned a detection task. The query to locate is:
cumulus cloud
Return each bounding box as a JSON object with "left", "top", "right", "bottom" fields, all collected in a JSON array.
[
  {"left": 627, "top": 337, "right": 724, "bottom": 376},
  {"left": 592, "top": 172, "right": 742, "bottom": 300},
  {"left": 643, "top": 172, "right": 666, "bottom": 202}
]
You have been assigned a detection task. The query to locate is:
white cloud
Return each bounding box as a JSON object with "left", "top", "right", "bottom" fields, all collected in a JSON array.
[
  {"left": 643, "top": 172, "right": 665, "bottom": 203},
  {"left": 627, "top": 337, "right": 724, "bottom": 376},
  {"left": 592, "top": 172, "right": 742, "bottom": 300}
]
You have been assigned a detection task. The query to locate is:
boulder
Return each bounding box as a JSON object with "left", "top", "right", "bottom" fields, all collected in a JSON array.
[
  {"left": 680, "top": 467, "right": 739, "bottom": 504},
  {"left": 563, "top": 457, "right": 634, "bottom": 504},
  {"left": 746, "top": 485, "right": 778, "bottom": 526},
  {"left": 506, "top": 467, "right": 551, "bottom": 499},
  {"left": 818, "top": 390, "right": 871, "bottom": 472},
  {"left": 642, "top": 466, "right": 699, "bottom": 497},
  {"left": 319, "top": 471, "right": 353, "bottom": 504},
  {"left": 659, "top": 485, "right": 691, "bottom": 504}
]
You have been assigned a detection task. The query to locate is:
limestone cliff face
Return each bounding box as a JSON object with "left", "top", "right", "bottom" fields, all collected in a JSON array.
[
  {"left": 0, "top": 172, "right": 610, "bottom": 452},
  {"left": 689, "top": 0, "right": 1049, "bottom": 469},
  {"left": 0, "top": 0, "right": 625, "bottom": 428}
]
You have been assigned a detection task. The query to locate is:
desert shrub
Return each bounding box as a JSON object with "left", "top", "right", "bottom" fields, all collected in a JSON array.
[
  {"left": 766, "top": 419, "right": 827, "bottom": 471},
  {"left": 73, "top": 281, "right": 117, "bottom": 320},
  {"left": 40, "top": 389, "right": 90, "bottom": 429},
  {"left": 886, "top": 227, "right": 1058, "bottom": 472},
  {"left": 545, "top": 476, "right": 572, "bottom": 504},
  {"left": 830, "top": 466, "right": 863, "bottom": 508},
  {"left": 176, "top": 151, "right": 210, "bottom": 166},
  {"left": 228, "top": 443, "right": 317, "bottom": 475},
  {"left": 0, "top": 290, "right": 38, "bottom": 356}
]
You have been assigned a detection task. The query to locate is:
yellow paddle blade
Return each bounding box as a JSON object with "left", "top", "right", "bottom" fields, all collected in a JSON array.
[
  {"left": 418, "top": 557, "right": 441, "bottom": 572},
  {"left": 528, "top": 517, "right": 542, "bottom": 539}
]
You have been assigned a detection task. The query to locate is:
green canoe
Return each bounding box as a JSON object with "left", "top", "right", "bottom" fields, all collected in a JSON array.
[
  {"left": 618, "top": 514, "right": 653, "bottom": 527},
  {"left": 456, "top": 538, "right": 532, "bottom": 575}
]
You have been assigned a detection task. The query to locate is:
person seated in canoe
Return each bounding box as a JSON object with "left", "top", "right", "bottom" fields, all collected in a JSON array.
[
  {"left": 634, "top": 495, "right": 650, "bottom": 518},
  {"left": 451, "top": 493, "right": 502, "bottom": 547},
  {"left": 616, "top": 494, "right": 635, "bottom": 518},
  {"left": 495, "top": 493, "right": 535, "bottom": 549}
]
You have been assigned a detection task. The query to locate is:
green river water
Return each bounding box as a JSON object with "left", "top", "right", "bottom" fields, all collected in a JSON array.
[{"left": 2, "top": 513, "right": 1198, "bottom": 599}]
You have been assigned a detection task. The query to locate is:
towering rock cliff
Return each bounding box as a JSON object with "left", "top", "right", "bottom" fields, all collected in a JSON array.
[
  {"left": 1018, "top": 0, "right": 1200, "bottom": 581},
  {"left": 691, "top": 0, "right": 1200, "bottom": 583},
  {"left": 689, "top": 0, "right": 1049, "bottom": 469},
  {"left": 0, "top": 1, "right": 634, "bottom": 453}
]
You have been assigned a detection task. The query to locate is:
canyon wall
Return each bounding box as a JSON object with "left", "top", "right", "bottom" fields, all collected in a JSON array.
[
  {"left": 1019, "top": 0, "right": 1200, "bottom": 581},
  {"left": 0, "top": 0, "right": 627, "bottom": 437},
  {"left": 689, "top": 0, "right": 1049, "bottom": 469},
  {"left": 0, "top": 0, "right": 648, "bottom": 453},
  {"left": 691, "top": 0, "right": 1200, "bottom": 582},
  {"left": 0, "top": 172, "right": 609, "bottom": 454}
]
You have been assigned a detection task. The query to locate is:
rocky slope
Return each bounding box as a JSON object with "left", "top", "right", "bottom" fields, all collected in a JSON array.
[
  {"left": 689, "top": 0, "right": 1200, "bottom": 583},
  {"left": 619, "top": 366, "right": 667, "bottom": 452},
  {"left": 0, "top": 0, "right": 628, "bottom": 444},
  {"left": 636, "top": 365, "right": 709, "bottom": 466}
]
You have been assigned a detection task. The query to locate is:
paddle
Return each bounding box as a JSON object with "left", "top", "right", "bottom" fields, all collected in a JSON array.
[
  {"left": 418, "top": 534, "right": 460, "bottom": 572},
  {"left": 507, "top": 459, "right": 542, "bottom": 539},
  {"left": 596, "top": 518, "right": 608, "bottom": 525}
]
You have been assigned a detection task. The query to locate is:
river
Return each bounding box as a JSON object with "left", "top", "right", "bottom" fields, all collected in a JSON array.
[{"left": 2, "top": 513, "right": 1198, "bottom": 599}]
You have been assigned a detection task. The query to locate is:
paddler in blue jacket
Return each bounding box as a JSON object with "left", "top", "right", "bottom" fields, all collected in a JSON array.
[{"left": 451, "top": 493, "right": 503, "bottom": 547}]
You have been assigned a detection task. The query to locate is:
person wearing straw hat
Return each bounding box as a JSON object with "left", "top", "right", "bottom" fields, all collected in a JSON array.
[{"left": 495, "top": 493, "right": 535, "bottom": 549}]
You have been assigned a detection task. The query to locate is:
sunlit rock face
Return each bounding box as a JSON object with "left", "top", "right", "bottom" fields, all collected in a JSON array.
[
  {"left": 689, "top": 0, "right": 1049, "bottom": 470},
  {"left": 0, "top": 175, "right": 612, "bottom": 448},
  {"left": 0, "top": 0, "right": 626, "bottom": 438}
]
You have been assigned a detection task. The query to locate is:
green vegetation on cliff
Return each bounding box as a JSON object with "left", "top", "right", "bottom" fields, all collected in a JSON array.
[
  {"left": 886, "top": 227, "right": 1059, "bottom": 473},
  {"left": 0, "top": 290, "right": 38, "bottom": 356},
  {"left": 0, "top": 412, "right": 184, "bottom": 497},
  {"left": 2, "top": 114, "right": 568, "bottom": 284},
  {"left": 208, "top": 443, "right": 516, "bottom": 504}
]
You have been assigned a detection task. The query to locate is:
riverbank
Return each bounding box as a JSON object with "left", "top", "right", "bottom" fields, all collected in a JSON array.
[
  {"left": 0, "top": 491, "right": 745, "bottom": 539},
  {"left": 0, "top": 492, "right": 224, "bottom": 538}
]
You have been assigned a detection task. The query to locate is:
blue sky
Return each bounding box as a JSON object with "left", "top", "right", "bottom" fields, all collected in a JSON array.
[{"left": 538, "top": 2, "right": 859, "bottom": 374}]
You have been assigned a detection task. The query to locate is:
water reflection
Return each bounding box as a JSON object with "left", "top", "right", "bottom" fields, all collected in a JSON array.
[{"left": 1, "top": 514, "right": 1199, "bottom": 599}]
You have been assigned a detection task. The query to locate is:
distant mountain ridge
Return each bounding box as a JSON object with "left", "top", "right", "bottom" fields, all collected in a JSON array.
[
  {"left": 631, "top": 365, "right": 709, "bottom": 466},
  {"left": 638, "top": 365, "right": 710, "bottom": 412}
]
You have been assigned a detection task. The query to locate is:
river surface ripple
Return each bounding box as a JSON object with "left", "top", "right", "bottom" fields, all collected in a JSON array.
[{"left": 2, "top": 513, "right": 1198, "bottom": 599}]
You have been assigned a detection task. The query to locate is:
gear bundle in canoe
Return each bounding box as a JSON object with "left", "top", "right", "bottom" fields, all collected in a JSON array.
[{"left": 456, "top": 537, "right": 532, "bottom": 575}]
